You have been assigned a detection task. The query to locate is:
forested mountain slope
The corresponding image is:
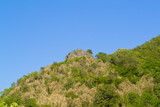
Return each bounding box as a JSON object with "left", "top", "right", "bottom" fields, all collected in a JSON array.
[{"left": 1, "top": 36, "right": 160, "bottom": 107}]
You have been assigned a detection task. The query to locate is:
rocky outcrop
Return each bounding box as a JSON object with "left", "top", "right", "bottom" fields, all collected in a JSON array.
[{"left": 65, "top": 49, "right": 93, "bottom": 61}]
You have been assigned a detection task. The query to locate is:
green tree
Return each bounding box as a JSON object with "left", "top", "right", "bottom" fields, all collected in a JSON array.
[
  {"left": 141, "top": 92, "right": 153, "bottom": 106},
  {"left": 153, "top": 72, "right": 160, "bottom": 83},
  {"left": 86, "top": 49, "right": 93, "bottom": 54},
  {"left": 11, "top": 82, "right": 16, "bottom": 88},
  {"left": 64, "top": 79, "right": 74, "bottom": 90},
  {"left": 127, "top": 92, "right": 140, "bottom": 105},
  {"left": 10, "top": 102, "right": 19, "bottom": 107},
  {"left": 65, "top": 92, "right": 78, "bottom": 99},
  {"left": 96, "top": 52, "right": 109, "bottom": 63},
  {"left": 4, "top": 92, "right": 22, "bottom": 105},
  {"left": 0, "top": 100, "right": 8, "bottom": 107},
  {"left": 24, "top": 98, "right": 38, "bottom": 107},
  {"left": 94, "top": 85, "right": 118, "bottom": 107},
  {"left": 154, "top": 83, "right": 160, "bottom": 98}
]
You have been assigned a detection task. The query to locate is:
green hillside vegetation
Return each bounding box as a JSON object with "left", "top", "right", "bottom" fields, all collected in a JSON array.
[{"left": 1, "top": 35, "right": 160, "bottom": 107}]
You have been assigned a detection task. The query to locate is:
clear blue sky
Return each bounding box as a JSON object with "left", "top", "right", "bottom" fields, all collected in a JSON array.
[{"left": 0, "top": 0, "right": 160, "bottom": 91}]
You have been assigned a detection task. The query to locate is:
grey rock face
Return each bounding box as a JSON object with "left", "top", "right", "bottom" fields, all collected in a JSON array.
[{"left": 65, "top": 49, "right": 93, "bottom": 61}]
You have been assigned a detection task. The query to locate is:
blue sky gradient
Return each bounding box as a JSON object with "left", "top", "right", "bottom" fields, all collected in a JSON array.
[{"left": 0, "top": 0, "right": 160, "bottom": 91}]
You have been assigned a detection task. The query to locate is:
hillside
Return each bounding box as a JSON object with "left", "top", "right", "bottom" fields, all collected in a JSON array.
[{"left": 1, "top": 36, "right": 160, "bottom": 107}]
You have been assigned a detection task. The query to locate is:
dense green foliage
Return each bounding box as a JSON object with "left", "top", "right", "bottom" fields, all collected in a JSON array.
[
  {"left": 94, "top": 85, "right": 118, "bottom": 107},
  {"left": 24, "top": 98, "right": 38, "bottom": 107},
  {"left": 96, "top": 36, "right": 160, "bottom": 84},
  {"left": 86, "top": 49, "right": 93, "bottom": 54}
]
